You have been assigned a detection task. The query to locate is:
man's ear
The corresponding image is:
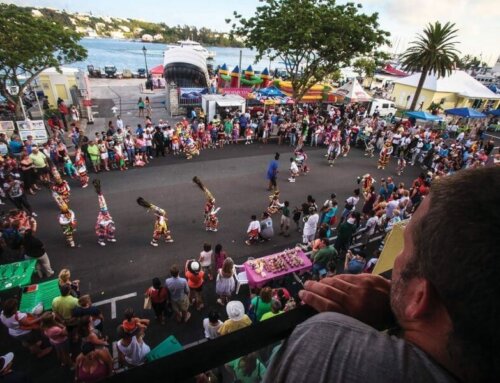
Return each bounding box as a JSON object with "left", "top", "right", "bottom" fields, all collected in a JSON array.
[{"left": 404, "top": 278, "right": 434, "bottom": 319}]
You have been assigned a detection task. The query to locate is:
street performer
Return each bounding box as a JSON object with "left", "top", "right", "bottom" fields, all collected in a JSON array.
[
  {"left": 93, "top": 179, "right": 116, "bottom": 246},
  {"left": 377, "top": 139, "right": 393, "bottom": 170},
  {"left": 137, "top": 197, "right": 174, "bottom": 246},
  {"left": 53, "top": 193, "right": 77, "bottom": 248},
  {"left": 74, "top": 146, "right": 89, "bottom": 188},
  {"left": 193, "top": 176, "right": 220, "bottom": 232},
  {"left": 51, "top": 168, "right": 70, "bottom": 205}
]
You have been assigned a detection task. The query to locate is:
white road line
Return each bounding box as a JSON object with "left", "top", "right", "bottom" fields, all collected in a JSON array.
[{"left": 94, "top": 292, "right": 137, "bottom": 319}]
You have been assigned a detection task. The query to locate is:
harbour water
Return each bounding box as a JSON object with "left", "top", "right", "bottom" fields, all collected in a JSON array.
[{"left": 69, "top": 38, "right": 272, "bottom": 73}]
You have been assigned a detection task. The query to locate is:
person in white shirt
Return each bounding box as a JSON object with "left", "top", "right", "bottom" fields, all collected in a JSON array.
[
  {"left": 288, "top": 157, "right": 299, "bottom": 183},
  {"left": 198, "top": 243, "right": 213, "bottom": 280},
  {"left": 203, "top": 311, "right": 223, "bottom": 340},
  {"left": 302, "top": 206, "right": 319, "bottom": 245},
  {"left": 245, "top": 215, "right": 261, "bottom": 245},
  {"left": 116, "top": 116, "right": 124, "bottom": 130}
]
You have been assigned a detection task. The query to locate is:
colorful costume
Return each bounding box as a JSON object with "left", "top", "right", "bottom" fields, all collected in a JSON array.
[
  {"left": 74, "top": 148, "right": 89, "bottom": 188},
  {"left": 267, "top": 190, "right": 283, "bottom": 215},
  {"left": 193, "top": 176, "right": 220, "bottom": 232},
  {"left": 53, "top": 193, "right": 76, "bottom": 247},
  {"left": 93, "top": 179, "right": 116, "bottom": 246},
  {"left": 8, "top": 210, "right": 36, "bottom": 235},
  {"left": 184, "top": 137, "right": 200, "bottom": 160},
  {"left": 360, "top": 174, "right": 375, "bottom": 194},
  {"left": 137, "top": 197, "right": 173, "bottom": 246},
  {"left": 377, "top": 140, "right": 393, "bottom": 170},
  {"left": 51, "top": 168, "right": 71, "bottom": 205}
]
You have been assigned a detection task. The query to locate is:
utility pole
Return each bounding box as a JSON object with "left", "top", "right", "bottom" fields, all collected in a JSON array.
[{"left": 237, "top": 49, "right": 242, "bottom": 88}]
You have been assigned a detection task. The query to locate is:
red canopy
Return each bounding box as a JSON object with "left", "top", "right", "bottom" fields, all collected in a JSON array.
[
  {"left": 381, "top": 64, "right": 408, "bottom": 77},
  {"left": 150, "top": 64, "right": 164, "bottom": 75}
]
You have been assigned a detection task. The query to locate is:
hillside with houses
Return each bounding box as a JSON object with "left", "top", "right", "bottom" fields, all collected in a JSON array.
[{"left": 27, "top": 6, "right": 244, "bottom": 47}]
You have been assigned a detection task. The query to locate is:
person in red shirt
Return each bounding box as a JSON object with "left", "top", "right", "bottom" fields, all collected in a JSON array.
[
  {"left": 185, "top": 260, "right": 205, "bottom": 311},
  {"left": 57, "top": 98, "right": 69, "bottom": 131},
  {"left": 145, "top": 278, "right": 169, "bottom": 324}
]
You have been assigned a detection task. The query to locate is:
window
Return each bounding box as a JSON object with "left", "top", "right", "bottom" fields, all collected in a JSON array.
[{"left": 382, "top": 103, "right": 389, "bottom": 108}]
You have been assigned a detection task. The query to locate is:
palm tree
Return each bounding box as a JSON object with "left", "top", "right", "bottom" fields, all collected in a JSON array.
[{"left": 401, "top": 21, "right": 460, "bottom": 111}]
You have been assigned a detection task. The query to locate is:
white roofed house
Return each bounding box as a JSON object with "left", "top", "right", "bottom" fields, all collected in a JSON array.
[{"left": 391, "top": 70, "right": 500, "bottom": 111}]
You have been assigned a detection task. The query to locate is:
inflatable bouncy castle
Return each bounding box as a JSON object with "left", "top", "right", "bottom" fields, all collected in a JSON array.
[
  {"left": 230, "top": 65, "right": 240, "bottom": 88},
  {"left": 217, "top": 63, "right": 231, "bottom": 88},
  {"left": 241, "top": 65, "right": 263, "bottom": 87},
  {"left": 260, "top": 67, "right": 271, "bottom": 88}
]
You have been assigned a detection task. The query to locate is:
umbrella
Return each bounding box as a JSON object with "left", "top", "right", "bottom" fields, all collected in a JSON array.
[
  {"left": 486, "top": 109, "right": 500, "bottom": 117},
  {"left": 404, "top": 111, "right": 443, "bottom": 121},
  {"left": 444, "top": 107, "right": 486, "bottom": 118}
]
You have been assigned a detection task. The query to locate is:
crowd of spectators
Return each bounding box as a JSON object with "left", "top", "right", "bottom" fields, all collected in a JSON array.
[{"left": 0, "top": 99, "right": 498, "bottom": 382}]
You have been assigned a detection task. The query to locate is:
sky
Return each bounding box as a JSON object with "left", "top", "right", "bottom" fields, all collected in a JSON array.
[{"left": 4, "top": 0, "right": 500, "bottom": 66}]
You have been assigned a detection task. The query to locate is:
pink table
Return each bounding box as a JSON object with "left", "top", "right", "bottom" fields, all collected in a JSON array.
[{"left": 244, "top": 250, "right": 312, "bottom": 288}]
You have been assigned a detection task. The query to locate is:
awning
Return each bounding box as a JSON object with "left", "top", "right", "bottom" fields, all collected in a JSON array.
[
  {"left": 405, "top": 111, "right": 443, "bottom": 121},
  {"left": 150, "top": 64, "right": 164, "bottom": 75},
  {"left": 381, "top": 64, "right": 408, "bottom": 77},
  {"left": 444, "top": 107, "right": 486, "bottom": 118},
  {"left": 216, "top": 99, "right": 245, "bottom": 107}
]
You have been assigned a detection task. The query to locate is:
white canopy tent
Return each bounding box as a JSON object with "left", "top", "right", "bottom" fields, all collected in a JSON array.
[
  {"left": 201, "top": 94, "right": 246, "bottom": 122},
  {"left": 334, "top": 79, "right": 372, "bottom": 103}
]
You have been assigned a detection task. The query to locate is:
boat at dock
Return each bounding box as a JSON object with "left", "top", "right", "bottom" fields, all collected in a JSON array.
[{"left": 166, "top": 39, "right": 216, "bottom": 60}]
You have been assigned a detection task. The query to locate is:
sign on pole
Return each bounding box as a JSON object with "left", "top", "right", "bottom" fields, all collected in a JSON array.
[
  {"left": 16, "top": 120, "right": 48, "bottom": 145},
  {"left": 0, "top": 121, "right": 15, "bottom": 136}
]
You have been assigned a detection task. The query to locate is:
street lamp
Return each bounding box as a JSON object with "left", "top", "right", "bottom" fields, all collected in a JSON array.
[
  {"left": 142, "top": 45, "right": 149, "bottom": 75},
  {"left": 142, "top": 45, "right": 151, "bottom": 90}
]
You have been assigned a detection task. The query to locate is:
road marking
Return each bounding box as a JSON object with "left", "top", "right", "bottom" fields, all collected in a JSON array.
[{"left": 94, "top": 292, "right": 137, "bottom": 319}]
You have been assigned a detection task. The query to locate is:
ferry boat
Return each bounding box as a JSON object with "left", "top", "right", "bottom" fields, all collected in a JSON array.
[{"left": 166, "top": 39, "right": 216, "bottom": 60}]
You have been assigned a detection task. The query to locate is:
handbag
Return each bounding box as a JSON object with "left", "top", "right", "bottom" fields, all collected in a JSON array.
[{"left": 143, "top": 290, "right": 152, "bottom": 310}]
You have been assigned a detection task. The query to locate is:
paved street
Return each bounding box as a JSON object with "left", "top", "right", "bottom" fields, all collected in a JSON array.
[{"left": 0, "top": 139, "right": 422, "bottom": 382}]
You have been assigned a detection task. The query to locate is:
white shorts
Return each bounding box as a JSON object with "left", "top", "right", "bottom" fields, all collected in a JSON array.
[{"left": 100, "top": 152, "right": 108, "bottom": 160}]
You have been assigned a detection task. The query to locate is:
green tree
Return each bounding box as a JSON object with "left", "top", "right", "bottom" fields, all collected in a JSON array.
[
  {"left": 401, "top": 21, "right": 460, "bottom": 111},
  {"left": 0, "top": 4, "right": 87, "bottom": 116},
  {"left": 353, "top": 58, "right": 377, "bottom": 78},
  {"left": 456, "top": 54, "right": 487, "bottom": 70},
  {"left": 229, "top": 0, "right": 389, "bottom": 101}
]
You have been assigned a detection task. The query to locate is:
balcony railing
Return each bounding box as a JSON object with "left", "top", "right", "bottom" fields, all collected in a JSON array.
[{"left": 108, "top": 304, "right": 317, "bottom": 382}]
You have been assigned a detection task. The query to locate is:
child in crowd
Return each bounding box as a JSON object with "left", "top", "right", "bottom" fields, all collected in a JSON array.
[
  {"left": 171, "top": 133, "right": 180, "bottom": 155},
  {"left": 245, "top": 127, "right": 253, "bottom": 145},
  {"left": 63, "top": 156, "right": 78, "bottom": 179},
  {"left": 288, "top": 157, "right": 299, "bottom": 183},
  {"left": 134, "top": 153, "right": 145, "bottom": 167},
  {"left": 245, "top": 215, "right": 261, "bottom": 245},
  {"left": 198, "top": 243, "right": 213, "bottom": 281},
  {"left": 122, "top": 308, "right": 150, "bottom": 335},
  {"left": 232, "top": 124, "right": 240, "bottom": 144},
  {"left": 203, "top": 310, "right": 223, "bottom": 340}
]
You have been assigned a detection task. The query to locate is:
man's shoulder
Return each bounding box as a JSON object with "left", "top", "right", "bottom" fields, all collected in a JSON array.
[{"left": 265, "top": 312, "right": 458, "bottom": 383}]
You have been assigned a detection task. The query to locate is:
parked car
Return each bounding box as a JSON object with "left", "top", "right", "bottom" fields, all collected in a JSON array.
[
  {"left": 122, "top": 69, "right": 133, "bottom": 79},
  {"left": 104, "top": 66, "right": 117, "bottom": 78}
]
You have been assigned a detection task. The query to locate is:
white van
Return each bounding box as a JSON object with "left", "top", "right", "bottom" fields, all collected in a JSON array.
[{"left": 368, "top": 99, "right": 398, "bottom": 117}]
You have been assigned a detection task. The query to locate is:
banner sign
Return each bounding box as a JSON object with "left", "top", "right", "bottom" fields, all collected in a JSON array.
[
  {"left": 179, "top": 88, "right": 208, "bottom": 100},
  {"left": 16, "top": 120, "right": 48, "bottom": 144},
  {"left": 220, "top": 88, "right": 253, "bottom": 99},
  {"left": 0, "top": 121, "right": 15, "bottom": 136}
]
